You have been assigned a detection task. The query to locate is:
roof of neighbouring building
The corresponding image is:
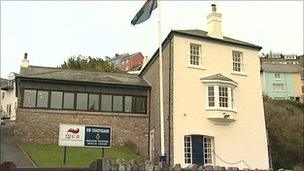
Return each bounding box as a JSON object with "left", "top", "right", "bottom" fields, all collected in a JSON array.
[
  {"left": 17, "top": 65, "right": 150, "bottom": 87},
  {"left": 261, "top": 63, "right": 304, "bottom": 73},
  {"left": 200, "top": 73, "right": 237, "bottom": 84},
  {"left": 121, "top": 52, "right": 143, "bottom": 60},
  {"left": 0, "top": 78, "right": 9, "bottom": 85},
  {"left": 175, "top": 29, "right": 262, "bottom": 50},
  {"left": 139, "top": 29, "right": 262, "bottom": 77}
]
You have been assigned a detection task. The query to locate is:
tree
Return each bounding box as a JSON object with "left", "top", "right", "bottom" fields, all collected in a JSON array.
[
  {"left": 264, "top": 97, "right": 304, "bottom": 170},
  {"left": 60, "top": 55, "right": 125, "bottom": 73}
]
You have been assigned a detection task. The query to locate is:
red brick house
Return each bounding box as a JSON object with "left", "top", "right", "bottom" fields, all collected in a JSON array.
[{"left": 121, "top": 52, "right": 144, "bottom": 71}]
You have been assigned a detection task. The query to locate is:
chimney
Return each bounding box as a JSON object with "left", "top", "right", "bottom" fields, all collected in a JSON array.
[
  {"left": 207, "top": 4, "right": 223, "bottom": 39},
  {"left": 21, "top": 53, "right": 29, "bottom": 68}
]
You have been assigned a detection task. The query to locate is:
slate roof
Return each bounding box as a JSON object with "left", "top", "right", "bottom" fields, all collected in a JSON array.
[
  {"left": 174, "top": 29, "right": 262, "bottom": 50},
  {"left": 17, "top": 65, "right": 150, "bottom": 87},
  {"left": 200, "top": 73, "right": 237, "bottom": 84},
  {"left": 0, "top": 78, "right": 9, "bottom": 85},
  {"left": 261, "top": 64, "right": 304, "bottom": 73}
]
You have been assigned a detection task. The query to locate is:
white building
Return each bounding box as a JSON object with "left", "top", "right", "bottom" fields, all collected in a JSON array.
[{"left": 140, "top": 4, "right": 269, "bottom": 169}]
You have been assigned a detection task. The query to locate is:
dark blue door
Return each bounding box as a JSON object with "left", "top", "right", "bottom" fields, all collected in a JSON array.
[{"left": 191, "top": 135, "right": 204, "bottom": 165}]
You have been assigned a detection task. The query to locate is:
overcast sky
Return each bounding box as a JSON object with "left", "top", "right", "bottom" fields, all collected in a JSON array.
[{"left": 1, "top": 1, "right": 303, "bottom": 78}]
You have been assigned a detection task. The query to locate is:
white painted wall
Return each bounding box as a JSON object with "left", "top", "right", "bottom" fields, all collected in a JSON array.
[{"left": 172, "top": 35, "right": 269, "bottom": 169}]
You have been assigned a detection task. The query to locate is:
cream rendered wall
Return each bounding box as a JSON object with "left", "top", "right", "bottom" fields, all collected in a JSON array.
[{"left": 172, "top": 35, "right": 269, "bottom": 169}]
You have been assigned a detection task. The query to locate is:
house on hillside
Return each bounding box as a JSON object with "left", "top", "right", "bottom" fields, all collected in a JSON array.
[
  {"left": 260, "top": 52, "right": 300, "bottom": 65},
  {"left": 140, "top": 4, "right": 269, "bottom": 169},
  {"left": 260, "top": 63, "right": 304, "bottom": 102},
  {"left": 1, "top": 74, "right": 18, "bottom": 121},
  {"left": 121, "top": 52, "right": 144, "bottom": 71},
  {"left": 14, "top": 54, "right": 150, "bottom": 155}
]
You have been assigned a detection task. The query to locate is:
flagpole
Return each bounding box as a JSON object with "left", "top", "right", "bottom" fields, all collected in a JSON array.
[{"left": 158, "top": 0, "right": 165, "bottom": 160}]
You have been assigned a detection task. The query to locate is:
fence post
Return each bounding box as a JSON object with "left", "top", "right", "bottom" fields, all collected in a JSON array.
[
  {"left": 144, "top": 160, "right": 154, "bottom": 171},
  {"left": 130, "top": 159, "right": 139, "bottom": 171},
  {"left": 101, "top": 158, "right": 111, "bottom": 171},
  {"left": 172, "top": 164, "right": 182, "bottom": 171},
  {"left": 0, "top": 162, "right": 16, "bottom": 171}
]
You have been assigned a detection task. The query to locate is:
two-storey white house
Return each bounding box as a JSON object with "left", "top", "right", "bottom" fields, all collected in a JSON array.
[{"left": 140, "top": 4, "right": 269, "bottom": 169}]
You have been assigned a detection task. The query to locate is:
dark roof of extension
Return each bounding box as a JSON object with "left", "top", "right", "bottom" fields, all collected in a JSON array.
[
  {"left": 261, "top": 63, "right": 304, "bottom": 73},
  {"left": 17, "top": 65, "right": 150, "bottom": 87},
  {"left": 0, "top": 78, "right": 9, "bottom": 85},
  {"left": 200, "top": 73, "right": 237, "bottom": 84},
  {"left": 139, "top": 29, "right": 262, "bottom": 77}
]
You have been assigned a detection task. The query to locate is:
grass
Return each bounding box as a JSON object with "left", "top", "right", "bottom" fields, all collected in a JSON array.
[{"left": 19, "top": 143, "right": 144, "bottom": 167}]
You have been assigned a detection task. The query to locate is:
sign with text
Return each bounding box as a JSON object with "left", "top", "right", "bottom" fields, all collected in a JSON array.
[
  {"left": 84, "top": 126, "right": 111, "bottom": 148},
  {"left": 58, "top": 123, "right": 85, "bottom": 147},
  {"left": 58, "top": 123, "right": 111, "bottom": 148}
]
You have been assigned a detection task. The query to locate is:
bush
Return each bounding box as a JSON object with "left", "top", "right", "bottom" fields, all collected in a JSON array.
[{"left": 263, "top": 97, "right": 304, "bottom": 169}]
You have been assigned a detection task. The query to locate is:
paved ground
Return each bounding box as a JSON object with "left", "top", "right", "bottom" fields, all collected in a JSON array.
[{"left": 0, "top": 122, "right": 34, "bottom": 167}]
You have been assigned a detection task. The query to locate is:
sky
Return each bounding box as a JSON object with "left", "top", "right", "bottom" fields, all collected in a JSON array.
[{"left": 1, "top": 1, "right": 303, "bottom": 78}]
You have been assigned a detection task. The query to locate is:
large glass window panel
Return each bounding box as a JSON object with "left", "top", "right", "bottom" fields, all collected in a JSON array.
[
  {"left": 88, "top": 94, "right": 99, "bottom": 111},
  {"left": 23, "top": 89, "right": 36, "bottom": 107},
  {"left": 37, "top": 91, "right": 49, "bottom": 108},
  {"left": 101, "top": 95, "right": 112, "bottom": 111},
  {"left": 113, "top": 95, "right": 123, "bottom": 112},
  {"left": 63, "top": 92, "right": 74, "bottom": 109},
  {"left": 134, "top": 97, "right": 146, "bottom": 113},
  {"left": 76, "top": 93, "right": 88, "bottom": 110},
  {"left": 124, "top": 96, "right": 132, "bottom": 112},
  {"left": 50, "top": 91, "right": 63, "bottom": 109}
]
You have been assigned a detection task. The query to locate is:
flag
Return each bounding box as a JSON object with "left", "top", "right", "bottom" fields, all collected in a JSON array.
[{"left": 131, "top": 0, "right": 158, "bottom": 25}]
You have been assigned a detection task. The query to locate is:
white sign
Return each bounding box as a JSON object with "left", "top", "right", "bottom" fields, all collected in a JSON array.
[{"left": 58, "top": 123, "right": 85, "bottom": 147}]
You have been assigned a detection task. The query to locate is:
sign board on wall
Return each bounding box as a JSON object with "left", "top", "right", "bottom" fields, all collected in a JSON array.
[{"left": 58, "top": 123, "right": 111, "bottom": 148}]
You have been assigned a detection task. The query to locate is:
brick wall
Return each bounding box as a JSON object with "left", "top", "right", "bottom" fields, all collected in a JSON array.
[{"left": 14, "top": 108, "right": 149, "bottom": 156}]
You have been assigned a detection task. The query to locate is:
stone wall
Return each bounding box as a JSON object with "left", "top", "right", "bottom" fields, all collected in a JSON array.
[
  {"left": 14, "top": 108, "right": 149, "bottom": 156},
  {"left": 141, "top": 36, "right": 174, "bottom": 164}
]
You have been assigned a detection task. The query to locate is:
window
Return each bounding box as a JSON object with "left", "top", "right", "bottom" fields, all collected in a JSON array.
[
  {"left": 63, "top": 92, "right": 74, "bottom": 109},
  {"left": 219, "top": 87, "right": 228, "bottom": 108},
  {"left": 124, "top": 96, "right": 132, "bottom": 112},
  {"left": 23, "top": 89, "right": 36, "bottom": 107},
  {"left": 2, "top": 92, "right": 4, "bottom": 99},
  {"left": 101, "top": 95, "right": 112, "bottom": 111},
  {"left": 113, "top": 95, "right": 123, "bottom": 112},
  {"left": 37, "top": 91, "right": 49, "bottom": 108},
  {"left": 301, "top": 74, "right": 304, "bottom": 81},
  {"left": 207, "top": 85, "right": 233, "bottom": 109},
  {"left": 208, "top": 87, "right": 215, "bottom": 107},
  {"left": 88, "top": 94, "right": 99, "bottom": 111},
  {"left": 184, "top": 136, "right": 192, "bottom": 164},
  {"left": 50, "top": 91, "right": 63, "bottom": 109},
  {"left": 203, "top": 137, "right": 213, "bottom": 164},
  {"left": 134, "top": 96, "right": 146, "bottom": 113},
  {"left": 76, "top": 93, "right": 88, "bottom": 110},
  {"left": 273, "top": 84, "right": 285, "bottom": 91},
  {"left": 274, "top": 73, "right": 281, "bottom": 80},
  {"left": 232, "top": 51, "right": 243, "bottom": 72},
  {"left": 190, "top": 44, "right": 201, "bottom": 66}
]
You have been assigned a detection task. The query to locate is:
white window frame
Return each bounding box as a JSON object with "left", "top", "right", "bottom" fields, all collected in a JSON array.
[
  {"left": 232, "top": 51, "right": 244, "bottom": 72},
  {"left": 206, "top": 84, "right": 234, "bottom": 111},
  {"left": 274, "top": 73, "right": 281, "bottom": 80},
  {"left": 189, "top": 43, "right": 202, "bottom": 67},
  {"left": 273, "top": 84, "right": 285, "bottom": 91},
  {"left": 184, "top": 135, "right": 192, "bottom": 164},
  {"left": 203, "top": 137, "right": 213, "bottom": 165}
]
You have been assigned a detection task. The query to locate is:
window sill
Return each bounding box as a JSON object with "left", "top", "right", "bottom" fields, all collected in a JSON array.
[
  {"left": 273, "top": 90, "right": 285, "bottom": 92},
  {"left": 205, "top": 108, "right": 237, "bottom": 113},
  {"left": 231, "top": 71, "right": 247, "bottom": 76},
  {"left": 187, "top": 65, "right": 206, "bottom": 70}
]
